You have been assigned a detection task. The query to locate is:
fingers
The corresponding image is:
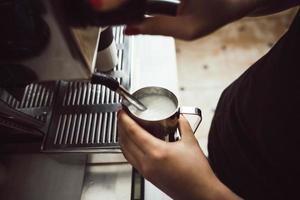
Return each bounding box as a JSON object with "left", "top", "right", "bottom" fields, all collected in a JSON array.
[
  {"left": 89, "top": 0, "right": 127, "bottom": 12},
  {"left": 178, "top": 115, "right": 195, "bottom": 141},
  {"left": 125, "top": 15, "right": 201, "bottom": 40},
  {"left": 118, "top": 110, "right": 163, "bottom": 153}
]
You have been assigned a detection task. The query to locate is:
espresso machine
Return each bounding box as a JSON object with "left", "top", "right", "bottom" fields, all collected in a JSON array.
[
  {"left": 0, "top": 0, "right": 178, "bottom": 199},
  {"left": 0, "top": 0, "right": 135, "bottom": 152}
]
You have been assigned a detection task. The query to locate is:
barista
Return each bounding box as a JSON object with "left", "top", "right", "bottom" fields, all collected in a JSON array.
[{"left": 93, "top": 0, "right": 300, "bottom": 199}]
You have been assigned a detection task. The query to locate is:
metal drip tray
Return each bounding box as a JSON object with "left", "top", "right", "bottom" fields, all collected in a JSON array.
[
  {"left": 42, "top": 26, "right": 130, "bottom": 152},
  {"left": 42, "top": 81, "right": 124, "bottom": 152}
]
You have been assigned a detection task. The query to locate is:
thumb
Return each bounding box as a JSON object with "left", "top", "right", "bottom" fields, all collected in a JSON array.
[
  {"left": 178, "top": 115, "right": 195, "bottom": 141},
  {"left": 125, "top": 16, "right": 197, "bottom": 40}
]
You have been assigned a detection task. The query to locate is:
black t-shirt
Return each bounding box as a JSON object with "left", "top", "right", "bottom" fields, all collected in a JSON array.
[{"left": 208, "top": 10, "right": 300, "bottom": 199}]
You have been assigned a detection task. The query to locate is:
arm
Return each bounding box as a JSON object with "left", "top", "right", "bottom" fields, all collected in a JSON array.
[
  {"left": 91, "top": 0, "right": 299, "bottom": 40},
  {"left": 122, "top": 0, "right": 300, "bottom": 40},
  {"left": 118, "top": 111, "right": 242, "bottom": 200}
]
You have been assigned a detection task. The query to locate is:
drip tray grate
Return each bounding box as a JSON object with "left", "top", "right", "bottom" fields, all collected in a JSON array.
[{"left": 42, "top": 82, "right": 124, "bottom": 152}]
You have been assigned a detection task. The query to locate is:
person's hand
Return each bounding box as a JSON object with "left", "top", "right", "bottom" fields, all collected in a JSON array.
[
  {"left": 124, "top": 0, "right": 261, "bottom": 40},
  {"left": 89, "top": 0, "right": 300, "bottom": 40},
  {"left": 117, "top": 110, "right": 242, "bottom": 200}
]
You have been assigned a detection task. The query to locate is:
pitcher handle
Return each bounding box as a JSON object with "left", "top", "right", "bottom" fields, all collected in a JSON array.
[{"left": 179, "top": 106, "right": 202, "bottom": 133}]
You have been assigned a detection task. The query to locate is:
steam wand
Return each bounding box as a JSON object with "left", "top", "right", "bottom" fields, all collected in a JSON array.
[{"left": 91, "top": 73, "right": 147, "bottom": 111}]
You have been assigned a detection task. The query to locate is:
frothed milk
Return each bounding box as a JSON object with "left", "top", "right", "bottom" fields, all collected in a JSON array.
[{"left": 128, "top": 94, "right": 177, "bottom": 121}]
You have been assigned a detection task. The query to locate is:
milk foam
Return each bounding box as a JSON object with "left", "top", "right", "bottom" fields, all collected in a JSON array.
[{"left": 128, "top": 94, "right": 177, "bottom": 121}]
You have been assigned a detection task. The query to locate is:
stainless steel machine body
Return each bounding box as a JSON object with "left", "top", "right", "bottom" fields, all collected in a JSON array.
[
  {"left": 0, "top": 1, "right": 135, "bottom": 198},
  {"left": 0, "top": 24, "right": 135, "bottom": 200}
]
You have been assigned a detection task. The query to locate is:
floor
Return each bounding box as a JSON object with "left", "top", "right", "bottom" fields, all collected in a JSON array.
[{"left": 176, "top": 8, "right": 298, "bottom": 155}]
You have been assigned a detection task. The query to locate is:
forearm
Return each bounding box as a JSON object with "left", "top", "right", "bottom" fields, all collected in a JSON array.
[
  {"left": 191, "top": 176, "right": 243, "bottom": 200},
  {"left": 212, "top": 180, "right": 243, "bottom": 200},
  {"left": 160, "top": 164, "right": 243, "bottom": 200},
  {"left": 249, "top": 0, "right": 300, "bottom": 16}
]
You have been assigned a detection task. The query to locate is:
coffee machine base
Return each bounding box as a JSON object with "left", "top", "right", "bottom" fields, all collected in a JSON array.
[{"left": 0, "top": 153, "right": 87, "bottom": 200}]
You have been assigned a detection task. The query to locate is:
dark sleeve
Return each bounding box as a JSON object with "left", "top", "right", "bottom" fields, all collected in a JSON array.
[
  {"left": 250, "top": 0, "right": 300, "bottom": 16},
  {"left": 208, "top": 11, "right": 300, "bottom": 199}
]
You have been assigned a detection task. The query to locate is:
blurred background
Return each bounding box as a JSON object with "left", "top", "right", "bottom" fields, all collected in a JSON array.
[{"left": 176, "top": 8, "right": 298, "bottom": 155}]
